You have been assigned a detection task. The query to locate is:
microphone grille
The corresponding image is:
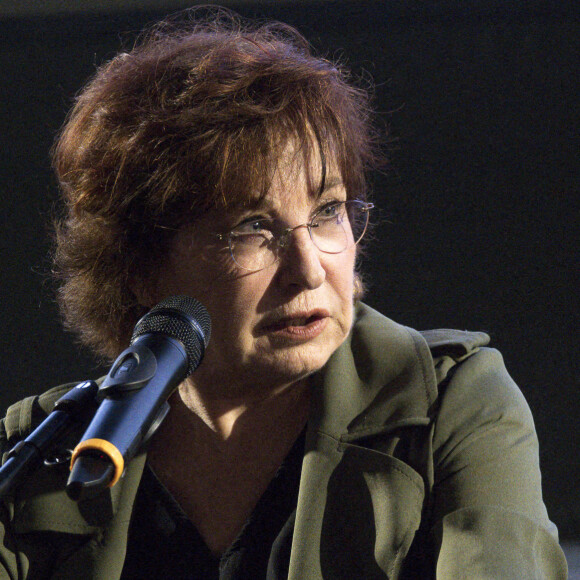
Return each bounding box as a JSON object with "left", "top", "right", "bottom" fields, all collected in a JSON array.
[{"left": 131, "top": 296, "right": 211, "bottom": 376}]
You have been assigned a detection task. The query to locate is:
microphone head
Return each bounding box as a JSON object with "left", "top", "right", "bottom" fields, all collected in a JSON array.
[{"left": 131, "top": 296, "right": 211, "bottom": 376}]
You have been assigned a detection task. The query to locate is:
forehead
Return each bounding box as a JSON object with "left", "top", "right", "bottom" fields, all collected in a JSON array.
[
  {"left": 172, "top": 144, "right": 346, "bottom": 248},
  {"left": 183, "top": 133, "right": 345, "bottom": 235},
  {"left": 248, "top": 136, "right": 342, "bottom": 208}
]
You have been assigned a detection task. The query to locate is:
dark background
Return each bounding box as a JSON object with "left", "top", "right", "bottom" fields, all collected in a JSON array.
[{"left": 0, "top": 1, "right": 578, "bottom": 540}]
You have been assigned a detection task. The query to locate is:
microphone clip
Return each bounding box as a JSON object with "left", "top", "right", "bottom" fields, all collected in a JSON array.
[{"left": 98, "top": 340, "right": 159, "bottom": 398}]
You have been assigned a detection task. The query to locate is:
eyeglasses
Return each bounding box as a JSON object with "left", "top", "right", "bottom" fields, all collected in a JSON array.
[{"left": 216, "top": 200, "right": 373, "bottom": 272}]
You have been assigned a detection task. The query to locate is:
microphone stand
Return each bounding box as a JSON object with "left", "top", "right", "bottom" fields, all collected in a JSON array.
[{"left": 0, "top": 380, "right": 99, "bottom": 499}]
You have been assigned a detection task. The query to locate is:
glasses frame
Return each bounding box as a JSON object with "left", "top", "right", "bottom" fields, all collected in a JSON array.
[{"left": 216, "top": 200, "right": 374, "bottom": 272}]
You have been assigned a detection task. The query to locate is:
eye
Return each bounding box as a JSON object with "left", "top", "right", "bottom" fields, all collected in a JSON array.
[
  {"left": 313, "top": 201, "right": 345, "bottom": 223},
  {"left": 232, "top": 218, "right": 274, "bottom": 239}
]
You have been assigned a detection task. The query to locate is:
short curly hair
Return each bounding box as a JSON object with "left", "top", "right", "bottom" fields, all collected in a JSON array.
[{"left": 52, "top": 7, "right": 382, "bottom": 360}]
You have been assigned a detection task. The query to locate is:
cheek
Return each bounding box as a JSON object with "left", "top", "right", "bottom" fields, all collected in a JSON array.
[
  {"left": 204, "top": 274, "right": 268, "bottom": 337},
  {"left": 157, "top": 245, "right": 237, "bottom": 300},
  {"left": 324, "top": 252, "right": 356, "bottom": 333},
  {"left": 331, "top": 250, "right": 356, "bottom": 298}
]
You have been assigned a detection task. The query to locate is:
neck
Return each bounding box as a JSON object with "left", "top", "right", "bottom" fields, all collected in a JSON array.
[
  {"left": 146, "top": 376, "right": 312, "bottom": 557},
  {"left": 168, "top": 376, "right": 312, "bottom": 442}
]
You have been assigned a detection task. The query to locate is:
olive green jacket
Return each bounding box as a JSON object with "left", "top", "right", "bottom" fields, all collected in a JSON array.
[{"left": 0, "top": 304, "right": 568, "bottom": 579}]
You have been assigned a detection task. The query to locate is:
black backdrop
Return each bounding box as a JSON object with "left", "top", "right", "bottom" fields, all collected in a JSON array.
[{"left": 0, "top": 1, "right": 578, "bottom": 539}]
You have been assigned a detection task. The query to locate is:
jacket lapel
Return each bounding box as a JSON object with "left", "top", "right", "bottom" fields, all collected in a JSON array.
[{"left": 289, "top": 304, "right": 438, "bottom": 579}]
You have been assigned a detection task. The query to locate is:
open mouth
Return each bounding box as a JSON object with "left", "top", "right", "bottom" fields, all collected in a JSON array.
[
  {"left": 258, "top": 310, "right": 330, "bottom": 341},
  {"left": 267, "top": 314, "right": 323, "bottom": 331}
]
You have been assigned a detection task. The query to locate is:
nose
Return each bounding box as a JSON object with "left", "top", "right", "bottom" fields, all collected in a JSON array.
[{"left": 276, "top": 225, "right": 326, "bottom": 290}]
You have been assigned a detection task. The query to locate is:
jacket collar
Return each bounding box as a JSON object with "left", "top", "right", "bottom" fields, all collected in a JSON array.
[{"left": 307, "top": 302, "right": 438, "bottom": 443}]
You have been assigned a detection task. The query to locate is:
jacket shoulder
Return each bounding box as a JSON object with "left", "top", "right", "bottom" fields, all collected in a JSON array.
[
  {"left": 354, "top": 303, "right": 490, "bottom": 360},
  {"left": 1, "top": 383, "right": 81, "bottom": 450},
  {"left": 419, "top": 328, "right": 490, "bottom": 359},
  {"left": 351, "top": 303, "right": 492, "bottom": 403},
  {"left": 419, "top": 328, "right": 491, "bottom": 385}
]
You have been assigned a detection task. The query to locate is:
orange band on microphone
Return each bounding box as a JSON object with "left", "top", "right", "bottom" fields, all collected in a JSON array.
[{"left": 70, "top": 439, "right": 125, "bottom": 487}]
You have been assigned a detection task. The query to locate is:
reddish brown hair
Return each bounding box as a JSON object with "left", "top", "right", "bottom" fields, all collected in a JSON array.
[{"left": 52, "top": 8, "right": 382, "bottom": 359}]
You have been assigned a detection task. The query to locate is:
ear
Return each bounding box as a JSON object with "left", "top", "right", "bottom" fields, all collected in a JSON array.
[{"left": 353, "top": 272, "right": 365, "bottom": 301}]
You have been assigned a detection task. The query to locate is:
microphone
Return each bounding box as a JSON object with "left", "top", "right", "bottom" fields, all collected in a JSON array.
[{"left": 66, "top": 295, "right": 211, "bottom": 501}]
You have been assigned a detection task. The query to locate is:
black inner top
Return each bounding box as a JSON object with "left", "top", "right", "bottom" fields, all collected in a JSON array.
[{"left": 121, "top": 428, "right": 306, "bottom": 580}]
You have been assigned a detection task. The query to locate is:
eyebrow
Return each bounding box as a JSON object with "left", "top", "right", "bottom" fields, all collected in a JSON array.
[
  {"left": 321, "top": 176, "right": 343, "bottom": 192},
  {"left": 239, "top": 176, "right": 345, "bottom": 216}
]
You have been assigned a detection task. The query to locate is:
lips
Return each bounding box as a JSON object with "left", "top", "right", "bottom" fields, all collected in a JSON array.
[
  {"left": 268, "top": 316, "right": 318, "bottom": 331},
  {"left": 259, "top": 309, "right": 329, "bottom": 335}
]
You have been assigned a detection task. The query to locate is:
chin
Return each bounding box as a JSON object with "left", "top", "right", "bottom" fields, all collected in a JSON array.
[{"left": 255, "top": 339, "right": 340, "bottom": 385}]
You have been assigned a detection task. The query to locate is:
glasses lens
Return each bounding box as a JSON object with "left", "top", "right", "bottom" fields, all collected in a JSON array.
[
  {"left": 229, "top": 231, "right": 277, "bottom": 271},
  {"left": 348, "top": 200, "right": 372, "bottom": 245},
  {"left": 311, "top": 201, "right": 371, "bottom": 254}
]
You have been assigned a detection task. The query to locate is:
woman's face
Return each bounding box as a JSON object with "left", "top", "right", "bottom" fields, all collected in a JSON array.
[{"left": 154, "top": 149, "right": 356, "bottom": 400}]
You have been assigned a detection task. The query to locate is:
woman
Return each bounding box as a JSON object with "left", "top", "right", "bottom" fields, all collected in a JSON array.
[{"left": 0, "top": 9, "right": 567, "bottom": 579}]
